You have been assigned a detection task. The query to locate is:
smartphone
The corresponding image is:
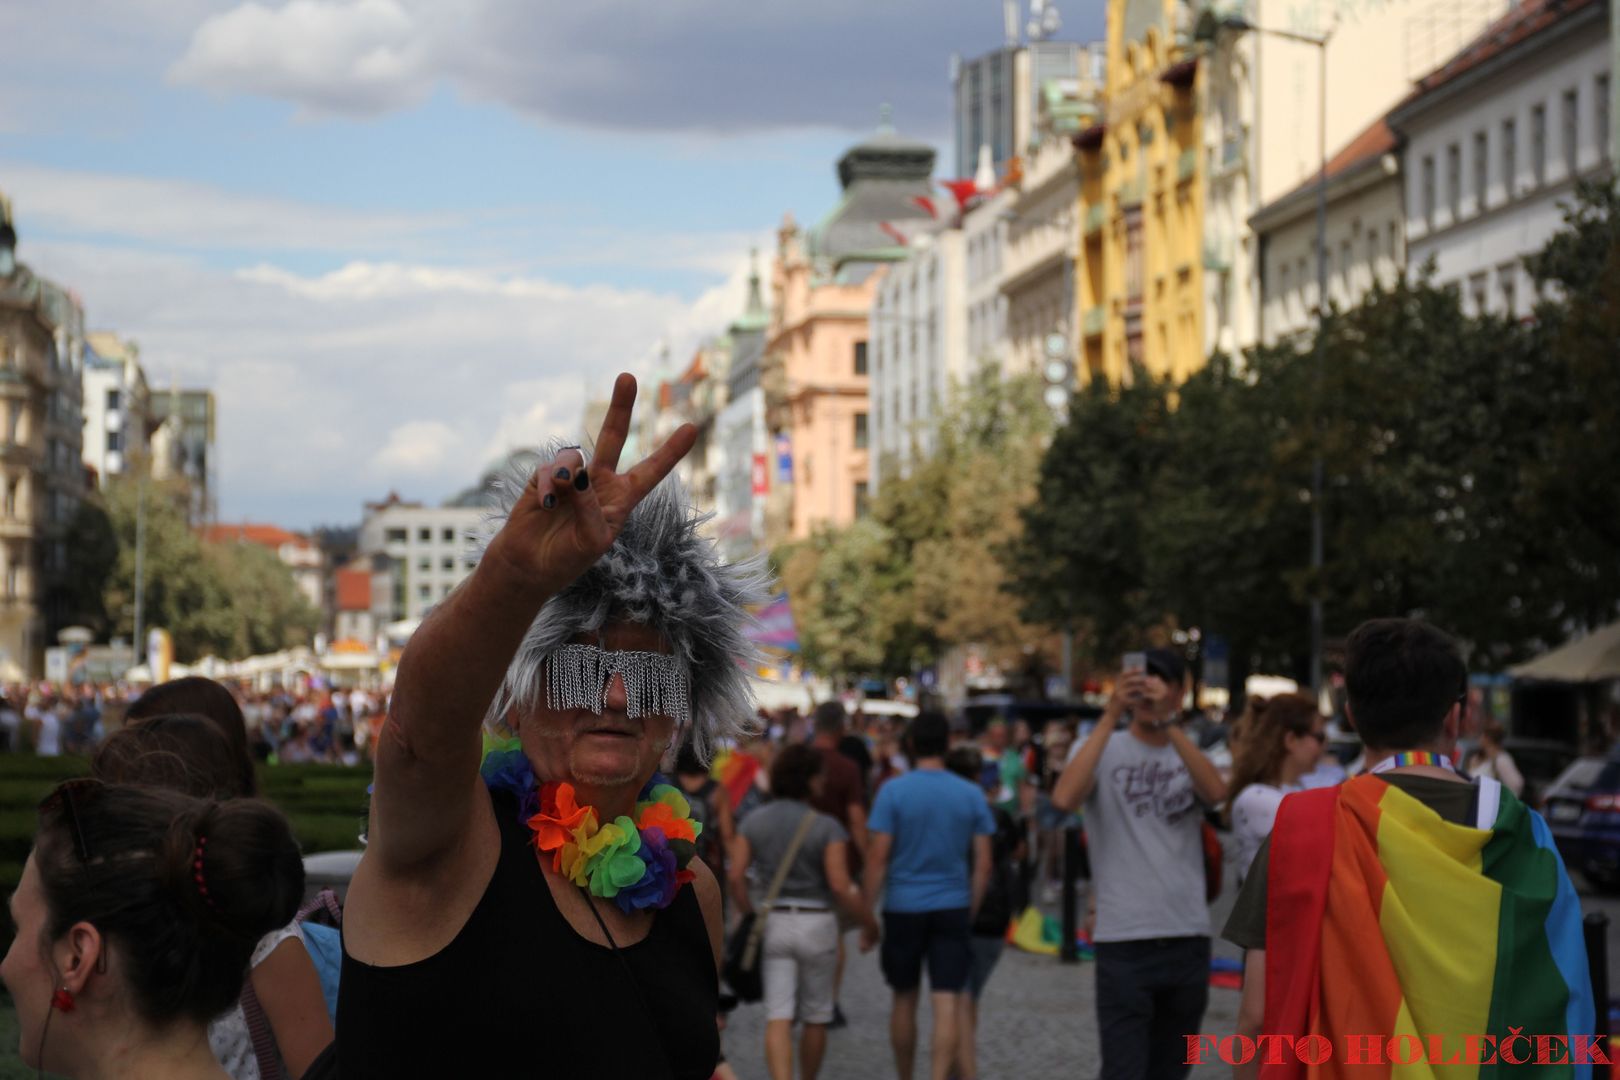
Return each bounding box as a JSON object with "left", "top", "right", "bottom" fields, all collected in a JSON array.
[{"left": 1122, "top": 651, "right": 1146, "bottom": 675}]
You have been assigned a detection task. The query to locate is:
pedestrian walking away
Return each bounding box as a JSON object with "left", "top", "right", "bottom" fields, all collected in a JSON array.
[
  {"left": 864, "top": 711, "right": 994, "bottom": 1080},
  {"left": 1222, "top": 618, "right": 1594, "bottom": 1080}
]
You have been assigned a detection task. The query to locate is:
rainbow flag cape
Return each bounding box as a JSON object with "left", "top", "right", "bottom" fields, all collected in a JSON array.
[{"left": 1266, "top": 774, "right": 1593, "bottom": 1079}]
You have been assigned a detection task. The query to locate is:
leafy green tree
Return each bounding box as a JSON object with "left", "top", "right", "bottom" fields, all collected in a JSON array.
[
  {"left": 62, "top": 499, "right": 118, "bottom": 634},
  {"left": 1005, "top": 366, "right": 1173, "bottom": 661},
  {"left": 99, "top": 474, "right": 319, "bottom": 661},
  {"left": 1522, "top": 180, "right": 1620, "bottom": 632}
]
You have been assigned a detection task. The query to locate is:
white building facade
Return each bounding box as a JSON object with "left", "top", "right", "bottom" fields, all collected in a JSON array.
[
  {"left": 1393, "top": 0, "right": 1612, "bottom": 319},
  {"left": 868, "top": 229, "right": 967, "bottom": 491},
  {"left": 964, "top": 188, "right": 1012, "bottom": 371},
  {"left": 357, "top": 498, "right": 485, "bottom": 621},
  {"left": 1200, "top": 0, "right": 1512, "bottom": 355},
  {"left": 81, "top": 332, "right": 149, "bottom": 486},
  {"left": 1254, "top": 121, "right": 1406, "bottom": 344},
  {"left": 1001, "top": 132, "right": 1082, "bottom": 375}
]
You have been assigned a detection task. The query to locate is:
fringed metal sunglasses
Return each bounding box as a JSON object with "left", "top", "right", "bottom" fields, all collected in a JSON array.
[{"left": 543, "top": 644, "right": 691, "bottom": 728}]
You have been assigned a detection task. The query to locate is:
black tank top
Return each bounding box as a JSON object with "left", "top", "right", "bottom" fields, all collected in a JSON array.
[{"left": 336, "top": 787, "right": 720, "bottom": 1078}]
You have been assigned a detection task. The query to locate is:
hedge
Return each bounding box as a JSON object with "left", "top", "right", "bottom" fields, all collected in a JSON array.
[{"left": 0, "top": 754, "right": 374, "bottom": 894}]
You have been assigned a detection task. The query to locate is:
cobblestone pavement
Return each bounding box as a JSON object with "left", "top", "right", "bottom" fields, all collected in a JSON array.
[
  {"left": 721, "top": 878, "right": 1247, "bottom": 1080},
  {"left": 721, "top": 858, "right": 1620, "bottom": 1080}
]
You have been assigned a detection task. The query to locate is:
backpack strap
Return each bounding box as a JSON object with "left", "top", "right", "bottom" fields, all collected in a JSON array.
[{"left": 239, "top": 976, "right": 282, "bottom": 1080}]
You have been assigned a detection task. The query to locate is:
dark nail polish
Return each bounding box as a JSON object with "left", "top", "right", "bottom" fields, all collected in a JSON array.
[
  {"left": 542, "top": 493, "right": 557, "bottom": 509},
  {"left": 574, "top": 468, "right": 590, "bottom": 491},
  {"left": 554, "top": 467, "right": 571, "bottom": 482}
]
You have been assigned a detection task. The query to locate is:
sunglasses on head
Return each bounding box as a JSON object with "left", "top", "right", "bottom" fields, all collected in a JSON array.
[{"left": 37, "top": 778, "right": 104, "bottom": 863}]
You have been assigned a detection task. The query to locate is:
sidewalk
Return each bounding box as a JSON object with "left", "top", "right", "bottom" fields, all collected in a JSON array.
[{"left": 722, "top": 879, "right": 1247, "bottom": 1078}]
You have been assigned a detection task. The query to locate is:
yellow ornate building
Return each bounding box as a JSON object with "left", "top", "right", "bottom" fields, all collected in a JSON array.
[{"left": 1076, "top": 0, "right": 1205, "bottom": 383}]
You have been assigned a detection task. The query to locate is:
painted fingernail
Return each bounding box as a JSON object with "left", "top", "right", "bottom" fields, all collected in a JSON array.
[
  {"left": 554, "top": 467, "right": 571, "bottom": 482},
  {"left": 542, "top": 493, "right": 557, "bottom": 509},
  {"left": 574, "top": 468, "right": 589, "bottom": 491}
]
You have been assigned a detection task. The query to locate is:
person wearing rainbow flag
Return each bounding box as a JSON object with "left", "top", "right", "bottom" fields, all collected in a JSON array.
[
  {"left": 1222, "top": 618, "right": 1594, "bottom": 1079},
  {"left": 335, "top": 374, "right": 770, "bottom": 1078}
]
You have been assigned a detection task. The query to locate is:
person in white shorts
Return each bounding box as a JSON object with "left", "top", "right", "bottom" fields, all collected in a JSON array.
[{"left": 731, "top": 744, "right": 878, "bottom": 1080}]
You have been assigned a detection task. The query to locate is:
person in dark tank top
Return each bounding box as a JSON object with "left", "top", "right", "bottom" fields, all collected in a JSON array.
[{"left": 336, "top": 374, "right": 770, "bottom": 1079}]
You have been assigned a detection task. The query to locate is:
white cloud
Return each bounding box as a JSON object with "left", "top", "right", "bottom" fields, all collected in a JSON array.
[
  {"left": 0, "top": 162, "right": 462, "bottom": 253},
  {"left": 166, "top": 0, "right": 1062, "bottom": 135},
  {"left": 169, "top": 0, "right": 432, "bottom": 115},
  {"left": 371, "top": 419, "right": 460, "bottom": 473},
  {"left": 24, "top": 238, "right": 762, "bottom": 528}
]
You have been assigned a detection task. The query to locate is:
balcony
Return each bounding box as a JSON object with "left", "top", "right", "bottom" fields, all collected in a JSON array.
[
  {"left": 1084, "top": 203, "right": 1106, "bottom": 238},
  {"left": 1221, "top": 135, "right": 1244, "bottom": 173},
  {"left": 1082, "top": 307, "right": 1107, "bottom": 338},
  {"left": 1118, "top": 177, "right": 1144, "bottom": 207}
]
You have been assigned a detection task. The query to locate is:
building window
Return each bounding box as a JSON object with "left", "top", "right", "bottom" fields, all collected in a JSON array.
[
  {"left": 106, "top": 388, "right": 121, "bottom": 412},
  {"left": 1502, "top": 118, "right": 1517, "bottom": 200},
  {"left": 418, "top": 557, "right": 431, "bottom": 571},
  {"left": 4, "top": 480, "right": 14, "bottom": 518},
  {"left": 854, "top": 340, "right": 868, "bottom": 376},
  {"left": 442, "top": 527, "right": 455, "bottom": 543},
  {"left": 854, "top": 412, "right": 868, "bottom": 450},
  {"left": 1446, "top": 142, "right": 1461, "bottom": 220},
  {"left": 106, "top": 430, "right": 122, "bottom": 452},
  {"left": 1473, "top": 131, "right": 1488, "bottom": 211},
  {"left": 1499, "top": 265, "right": 1517, "bottom": 317},
  {"left": 1563, "top": 88, "right": 1580, "bottom": 179},
  {"left": 1469, "top": 272, "right": 1489, "bottom": 316},
  {"left": 1531, "top": 103, "right": 1546, "bottom": 186},
  {"left": 1421, "top": 155, "right": 1436, "bottom": 226},
  {"left": 417, "top": 527, "right": 431, "bottom": 543},
  {"left": 385, "top": 528, "right": 407, "bottom": 544},
  {"left": 1599, "top": 75, "right": 1611, "bottom": 162},
  {"left": 418, "top": 584, "right": 431, "bottom": 600},
  {"left": 442, "top": 556, "right": 454, "bottom": 571},
  {"left": 854, "top": 481, "right": 870, "bottom": 519}
]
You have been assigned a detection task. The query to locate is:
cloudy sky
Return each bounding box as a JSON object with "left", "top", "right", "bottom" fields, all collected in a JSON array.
[{"left": 3, "top": 0, "right": 1101, "bottom": 529}]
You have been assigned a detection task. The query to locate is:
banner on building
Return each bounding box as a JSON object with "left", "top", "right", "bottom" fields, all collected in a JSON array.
[
  {"left": 148, "top": 628, "right": 173, "bottom": 684},
  {"left": 751, "top": 453, "right": 769, "bottom": 496},
  {"left": 774, "top": 434, "right": 793, "bottom": 483},
  {"left": 747, "top": 593, "right": 800, "bottom": 653}
]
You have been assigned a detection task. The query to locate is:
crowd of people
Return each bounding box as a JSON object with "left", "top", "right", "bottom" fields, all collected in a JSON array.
[
  {"left": 0, "top": 682, "right": 388, "bottom": 766},
  {"left": 2, "top": 376, "right": 1597, "bottom": 1080}
]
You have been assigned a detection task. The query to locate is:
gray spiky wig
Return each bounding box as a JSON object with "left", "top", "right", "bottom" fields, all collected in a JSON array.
[{"left": 474, "top": 444, "right": 773, "bottom": 763}]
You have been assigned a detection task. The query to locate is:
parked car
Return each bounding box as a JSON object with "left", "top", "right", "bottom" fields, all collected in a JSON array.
[{"left": 1543, "top": 751, "right": 1620, "bottom": 890}]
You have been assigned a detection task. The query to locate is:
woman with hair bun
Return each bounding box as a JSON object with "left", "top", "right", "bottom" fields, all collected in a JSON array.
[
  {"left": 92, "top": 714, "right": 336, "bottom": 1080},
  {"left": 0, "top": 780, "right": 305, "bottom": 1079}
]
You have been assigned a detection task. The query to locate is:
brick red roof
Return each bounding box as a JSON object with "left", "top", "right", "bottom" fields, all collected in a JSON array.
[
  {"left": 1404, "top": 0, "right": 1600, "bottom": 103},
  {"left": 202, "top": 522, "right": 313, "bottom": 551},
  {"left": 1256, "top": 117, "right": 1398, "bottom": 220},
  {"left": 334, "top": 566, "right": 372, "bottom": 612}
]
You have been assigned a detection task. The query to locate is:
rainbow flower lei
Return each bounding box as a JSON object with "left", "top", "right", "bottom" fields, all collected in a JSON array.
[{"left": 480, "top": 746, "right": 702, "bottom": 914}]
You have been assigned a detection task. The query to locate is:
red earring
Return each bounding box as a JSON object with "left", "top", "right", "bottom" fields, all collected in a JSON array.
[{"left": 51, "top": 988, "right": 75, "bottom": 1013}]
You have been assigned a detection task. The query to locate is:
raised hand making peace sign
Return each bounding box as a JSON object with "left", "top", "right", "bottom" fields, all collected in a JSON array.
[{"left": 491, "top": 372, "right": 698, "bottom": 596}]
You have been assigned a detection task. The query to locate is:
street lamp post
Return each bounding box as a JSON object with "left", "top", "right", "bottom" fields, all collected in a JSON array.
[{"left": 1197, "top": 13, "right": 1332, "bottom": 692}]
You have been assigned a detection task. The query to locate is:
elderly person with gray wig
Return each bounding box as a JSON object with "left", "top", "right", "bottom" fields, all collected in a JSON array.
[{"left": 337, "top": 374, "right": 768, "bottom": 1078}]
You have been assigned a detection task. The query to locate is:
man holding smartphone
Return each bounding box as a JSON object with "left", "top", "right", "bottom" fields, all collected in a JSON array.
[{"left": 1052, "top": 648, "right": 1227, "bottom": 1080}]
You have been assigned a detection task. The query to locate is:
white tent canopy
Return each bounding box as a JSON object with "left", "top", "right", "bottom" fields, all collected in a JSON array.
[{"left": 1510, "top": 620, "right": 1620, "bottom": 683}]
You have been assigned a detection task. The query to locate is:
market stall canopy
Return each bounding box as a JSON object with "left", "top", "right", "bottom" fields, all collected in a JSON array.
[{"left": 1509, "top": 620, "right": 1620, "bottom": 683}]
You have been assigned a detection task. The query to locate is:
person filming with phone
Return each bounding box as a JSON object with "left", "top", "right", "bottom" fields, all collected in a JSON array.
[{"left": 1051, "top": 648, "right": 1226, "bottom": 1080}]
